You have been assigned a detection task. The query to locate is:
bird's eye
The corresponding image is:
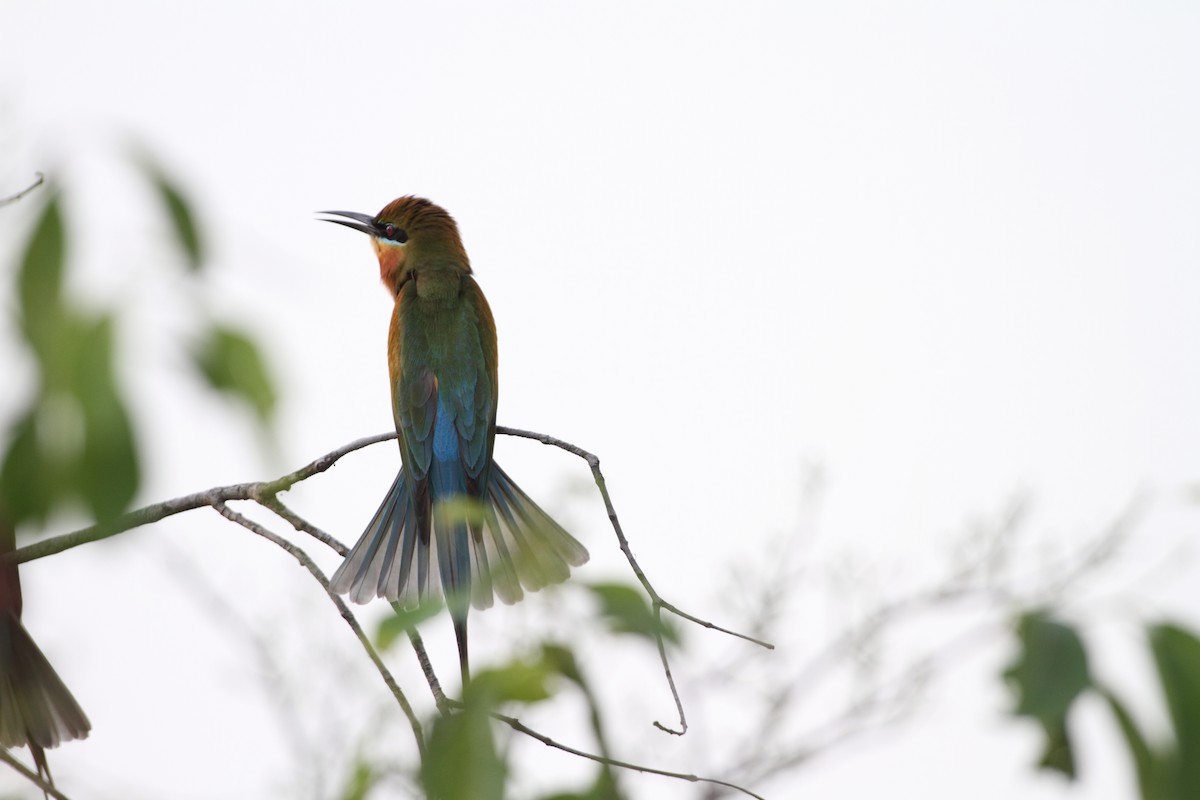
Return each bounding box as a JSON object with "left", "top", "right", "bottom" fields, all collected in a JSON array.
[{"left": 381, "top": 223, "right": 408, "bottom": 243}]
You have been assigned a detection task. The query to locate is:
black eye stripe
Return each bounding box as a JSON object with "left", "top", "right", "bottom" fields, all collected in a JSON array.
[{"left": 378, "top": 223, "right": 408, "bottom": 243}]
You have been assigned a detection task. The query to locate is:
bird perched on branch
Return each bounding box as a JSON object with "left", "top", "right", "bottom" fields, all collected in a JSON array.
[{"left": 321, "top": 197, "right": 588, "bottom": 682}]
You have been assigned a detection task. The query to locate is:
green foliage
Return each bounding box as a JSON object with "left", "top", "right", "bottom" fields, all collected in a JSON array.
[
  {"left": 1006, "top": 614, "right": 1200, "bottom": 799},
  {"left": 418, "top": 649, "right": 627, "bottom": 800},
  {"left": 137, "top": 156, "right": 203, "bottom": 271},
  {"left": 376, "top": 602, "right": 445, "bottom": 650},
  {"left": 338, "top": 757, "right": 381, "bottom": 800},
  {"left": 1101, "top": 688, "right": 1173, "bottom": 800},
  {"left": 1150, "top": 624, "right": 1200, "bottom": 797},
  {"left": 15, "top": 196, "right": 65, "bottom": 353},
  {"left": 1, "top": 161, "right": 277, "bottom": 531},
  {"left": 154, "top": 173, "right": 203, "bottom": 271},
  {"left": 421, "top": 661, "right": 558, "bottom": 800},
  {"left": 2, "top": 197, "right": 139, "bottom": 524},
  {"left": 411, "top": 615, "right": 645, "bottom": 800},
  {"left": 192, "top": 325, "right": 277, "bottom": 424},
  {"left": 585, "top": 582, "right": 678, "bottom": 645},
  {"left": 1004, "top": 610, "right": 1090, "bottom": 777}
]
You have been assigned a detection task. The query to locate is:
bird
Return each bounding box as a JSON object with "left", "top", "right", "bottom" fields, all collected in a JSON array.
[
  {"left": 0, "top": 516, "right": 90, "bottom": 793},
  {"left": 321, "top": 197, "right": 589, "bottom": 683}
]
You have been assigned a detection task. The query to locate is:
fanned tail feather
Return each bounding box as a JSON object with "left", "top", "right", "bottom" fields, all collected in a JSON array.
[
  {"left": 331, "top": 463, "right": 589, "bottom": 610},
  {"left": 0, "top": 616, "right": 90, "bottom": 751},
  {"left": 485, "top": 465, "right": 589, "bottom": 599}
]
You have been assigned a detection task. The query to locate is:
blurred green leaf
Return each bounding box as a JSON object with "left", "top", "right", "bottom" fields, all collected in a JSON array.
[
  {"left": 537, "top": 643, "right": 621, "bottom": 797},
  {"left": 1004, "top": 611, "right": 1091, "bottom": 778},
  {"left": 436, "top": 496, "right": 487, "bottom": 529},
  {"left": 467, "top": 660, "right": 554, "bottom": 707},
  {"left": 144, "top": 164, "right": 203, "bottom": 271},
  {"left": 338, "top": 757, "right": 379, "bottom": 800},
  {"left": 1100, "top": 686, "right": 1172, "bottom": 800},
  {"left": 16, "top": 195, "right": 65, "bottom": 355},
  {"left": 193, "top": 324, "right": 277, "bottom": 423},
  {"left": 74, "top": 314, "right": 139, "bottom": 521},
  {"left": 2, "top": 304, "right": 139, "bottom": 524},
  {"left": 422, "top": 703, "right": 504, "bottom": 800},
  {"left": 422, "top": 657, "right": 559, "bottom": 800},
  {"left": 586, "top": 582, "right": 678, "bottom": 645},
  {"left": 376, "top": 601, "right": 443, "bottom": 650},
  {"left": 1150, "top": 623, "right": 1200, "bottom": 796},
  {"left": 541, "top": 643, "right": 584, "bottom": 685},
  {"left": 539, "top": 771, "right": 622, "bottom": 800},
  {"left": 0, "top": 410, "right": 52, "bottom": 523}
]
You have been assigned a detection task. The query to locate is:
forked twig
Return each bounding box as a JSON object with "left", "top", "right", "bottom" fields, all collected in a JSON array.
[{"left": 497, "top": 426, "right": 774, "bottom": 736}]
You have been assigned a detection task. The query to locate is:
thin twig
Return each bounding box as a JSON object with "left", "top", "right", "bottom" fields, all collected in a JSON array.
[
  {"left": 498, "top": 426, "right": 772, "bottom": 649},
  {"left": 260, "top": 495, "right": 348, "bottom": 556},
  {"left": 400, "top": 622, "right": 451, "bottom": 711},
  {"left": 0, "top": 747, "right": 70, "bottom": 800},
  {"left": 651, "top": 604, "right": 687, "bottom": 735},
  {"left": 211, "top": 501, "right": 425, "bottom": 759},
  {"left": 0, "top": 173, "right": 44, "bottom": 207},
  {"left": 494, "top": 712, "right": 765, "bottom": 800}
]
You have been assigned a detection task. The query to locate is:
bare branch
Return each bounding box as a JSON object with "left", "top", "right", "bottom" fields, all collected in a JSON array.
[{"left": 158, "top": 543, "right": 320, "bottom": 771}]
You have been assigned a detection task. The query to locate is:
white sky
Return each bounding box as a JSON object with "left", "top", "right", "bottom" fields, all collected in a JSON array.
[{"left": 2, "top": 2, "right": 1199, "bottom": 798}]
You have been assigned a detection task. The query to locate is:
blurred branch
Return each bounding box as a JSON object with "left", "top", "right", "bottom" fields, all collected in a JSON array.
[
  {"left": 0, "top": 173, "right": 44, "bottom": 207},
  {"left": 158, "top": 542, "right": 321, "bottom": 778},
  {"left": 692, "top": 494, "right": 1139, "bottom": 796},
  {"left": 0, "top": 746, "right": 70, "bottom": 800},
  {"left": 211, "top": 501, "right": 426, "bottom": 760}
]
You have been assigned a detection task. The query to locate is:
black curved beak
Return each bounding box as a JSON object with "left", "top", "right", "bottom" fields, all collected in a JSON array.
[{"left": 317, "top": 210, "right": 378, "bottom": 236}]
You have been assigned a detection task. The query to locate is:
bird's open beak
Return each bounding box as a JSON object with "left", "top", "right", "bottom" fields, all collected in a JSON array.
[{"left": 317, "top": 210, "right": 378, "bottom": 236}]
